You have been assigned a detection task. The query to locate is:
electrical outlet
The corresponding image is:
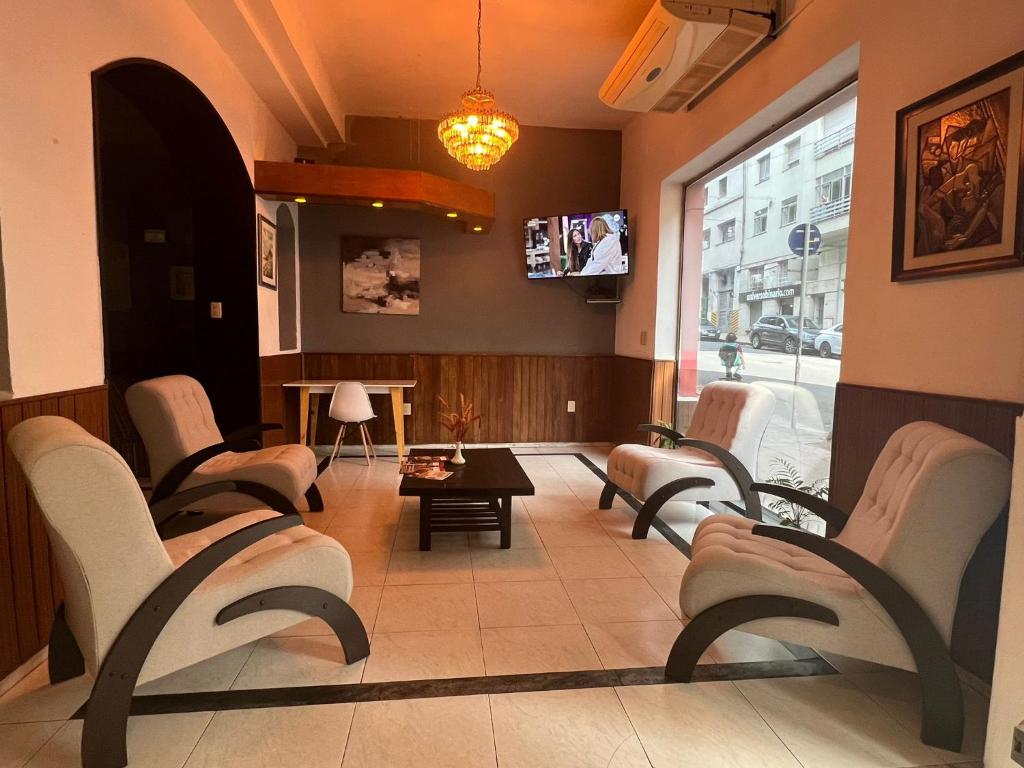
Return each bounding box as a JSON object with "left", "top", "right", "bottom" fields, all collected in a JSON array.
[
  {"left": 1012, "top": 722, "right": 1024, "bottom": 766},
  {"left": 567, "top": 400, "right": 576, "bottom": 413},
  {"left": 403, "top": 403, "right": 412, "bottom": 416},
  {"left": 640, "top": 330, "right": 648, "bottom": 346},
  {"left": 209, "top": 301, "right": 223, "bottom": 319}
]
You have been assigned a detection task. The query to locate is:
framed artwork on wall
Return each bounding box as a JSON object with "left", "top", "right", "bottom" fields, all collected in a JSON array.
[
  {"left": 340, "top": 236, "right": 421, "bottom": 315},
  {"left": 892, "top": 50, "right": 1024, "bottom": 282},
  {"left": 257, "top": 214, "right": 277, "bottom": 290}
]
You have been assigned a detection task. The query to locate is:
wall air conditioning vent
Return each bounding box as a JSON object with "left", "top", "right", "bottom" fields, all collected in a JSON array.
[{"left": 600, "top": 1, "right": 774, "bottom": 114}]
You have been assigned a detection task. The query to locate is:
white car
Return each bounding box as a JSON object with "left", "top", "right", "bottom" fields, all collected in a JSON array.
[{"left": 814, "top": 323, "right": 843, "bottom": 358}]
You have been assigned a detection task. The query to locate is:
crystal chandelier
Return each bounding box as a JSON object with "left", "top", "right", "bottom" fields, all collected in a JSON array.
[{"left": 437, "top": 0, "right": 519, "bottom": 171}]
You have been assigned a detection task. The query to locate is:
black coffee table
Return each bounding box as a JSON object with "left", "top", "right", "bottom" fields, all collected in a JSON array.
[{"left": 399, "top": 448, "right": 535, "bottom": 550}]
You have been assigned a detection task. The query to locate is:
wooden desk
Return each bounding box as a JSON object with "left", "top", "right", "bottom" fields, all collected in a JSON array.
[{"left": 283, "top": 380, "right": 417, "bottom": 460}]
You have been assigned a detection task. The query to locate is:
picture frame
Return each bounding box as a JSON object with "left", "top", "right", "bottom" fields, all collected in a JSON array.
[
  {"left": 892, "top": 50, "right": 1024, "bottom": 282},
  {"left": 257, "top": 214, "right": 277, "bottom": 290},
  {"left": 340, "top": 236, "right": 421, "bottom": 315}
]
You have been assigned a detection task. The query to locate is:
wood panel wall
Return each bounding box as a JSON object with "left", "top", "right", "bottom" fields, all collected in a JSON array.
[
  {"left": 829, "top": 382, "right": 1023, "bottom": 682},
  {"left": 259, "top": 353, "right": 303, "bottom": 446},
  {"left": 0, "top": 385, "right": 108, "bottom": 681}
]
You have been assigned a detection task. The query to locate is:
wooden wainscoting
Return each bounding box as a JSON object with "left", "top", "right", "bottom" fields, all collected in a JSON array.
[
  {"left": 829, "top": 382, "right": 1023, "bottom": 682},
  {"left": 259, "top": 353, "right": 303, "bottom": 446},
  {"left": 0, "top": 385, "right": 108, "bottom": 681}
]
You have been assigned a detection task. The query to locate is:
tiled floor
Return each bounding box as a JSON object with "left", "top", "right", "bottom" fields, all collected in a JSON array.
[{"left": 0, "top": 445, "right": 988, "bottom": 767}]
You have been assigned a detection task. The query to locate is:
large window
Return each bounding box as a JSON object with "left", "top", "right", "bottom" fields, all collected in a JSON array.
[{"left": 679, "top": 85, "right": 857, "bottom": 516}]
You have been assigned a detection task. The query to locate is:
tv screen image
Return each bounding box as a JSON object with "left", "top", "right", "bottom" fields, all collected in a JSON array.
[{"left": 524, "top": 209, "right": 628, "bottom": 278}]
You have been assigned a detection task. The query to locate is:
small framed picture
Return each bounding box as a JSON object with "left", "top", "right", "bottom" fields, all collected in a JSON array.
[
  {"left": 257, "top": 214, "right": 277, "bottom": 290},
  {"left": 892, "top": 51, "right": 1024, "bottom": 281}
]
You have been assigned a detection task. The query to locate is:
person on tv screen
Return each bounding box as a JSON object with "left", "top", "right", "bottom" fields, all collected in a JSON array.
[
  {"left": 579, "top": 215, "right": 625, "bottom": 275},
  {"left": 562, "top": 228, "right": 592, "bottom": 275}
]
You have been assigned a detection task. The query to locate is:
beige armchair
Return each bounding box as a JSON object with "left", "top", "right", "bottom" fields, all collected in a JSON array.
[
  {"left": 8, "top": 415, "right": 368, "bottom": 768},
  {"left": 126, "top": 374, "right": 322, "bottom": 520},
  {"left": 667, "top": 421, "right": 1011, "bottom": 753}
]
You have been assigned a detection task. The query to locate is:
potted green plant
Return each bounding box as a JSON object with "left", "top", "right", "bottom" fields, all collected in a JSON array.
[{"left": 762, "top": 457, "right": 829, "bottom": 529}]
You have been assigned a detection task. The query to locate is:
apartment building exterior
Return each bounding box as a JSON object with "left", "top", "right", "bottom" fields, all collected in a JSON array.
[{"left": 700, "top": 98, "right": 856, "bottom": 337}]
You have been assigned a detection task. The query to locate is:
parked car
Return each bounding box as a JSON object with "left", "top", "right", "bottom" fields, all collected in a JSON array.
[
  {"left": 699, "top": 321, "right": 721, "bottom": 341},
  {"left": 748, "top": 315, "right": 820, "bottom": 354},
  {"left": 815, "top": 322, "right": 843, "bottom": 358}
]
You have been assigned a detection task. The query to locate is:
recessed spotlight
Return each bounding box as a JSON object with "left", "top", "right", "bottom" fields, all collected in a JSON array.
[
  {"left": 372, "top": 201, "right": 384, "bottom": 208},
  {"left": 294, "top": 197, "right": 307, "bottom": 203},
  {"left": 472, "top": 225, "right": 483, "bottom": 232},
  {"left": 446, "top": 211, "right": 459, "bottom": 218}
]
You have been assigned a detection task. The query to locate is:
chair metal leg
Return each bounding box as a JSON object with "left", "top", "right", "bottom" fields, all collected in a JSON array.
[
  {"left": 304, "top": 483, "right": 324, "bottom": 512},
  {"left": 48, "top": 603, "right": 85, "bottom": 684},
  {"left": 666, "top": 595, "right": 839, "bottom": 682},
  {"left": 599, "top": 481, "right": 618, "bottom": 510},
  {"left": 216, "top": 586, "right": 370, "bottom": 664},
  {"left": 631, "top": 477, "right": 716, "bottom": 539}
]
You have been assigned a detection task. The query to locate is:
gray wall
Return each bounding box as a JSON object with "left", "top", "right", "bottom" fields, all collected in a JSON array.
[{"left": 298, "top": 116, "right": 621, "bottom": 355}]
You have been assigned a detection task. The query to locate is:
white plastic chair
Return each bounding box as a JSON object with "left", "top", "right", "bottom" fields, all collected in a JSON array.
[{"left": 328, "top": 382, "right": 377, "bottom": 465}]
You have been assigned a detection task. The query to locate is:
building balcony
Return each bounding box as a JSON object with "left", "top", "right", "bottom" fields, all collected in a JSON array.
[
  {"left": 810, "top": 196, "right": 851, "bottom": 223},
  {"left": 814, "top": 123, "right": 855, "bottom": 158}
]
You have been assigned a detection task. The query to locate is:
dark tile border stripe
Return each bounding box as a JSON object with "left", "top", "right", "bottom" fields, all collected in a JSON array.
[{"left": 72, "top": 658, "right": 835, "bottom": 719}]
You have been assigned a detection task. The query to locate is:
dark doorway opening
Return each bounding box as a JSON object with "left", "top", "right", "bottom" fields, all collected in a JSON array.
[{"left": 93, "top": 59, "right": 260, "bottom": 476}]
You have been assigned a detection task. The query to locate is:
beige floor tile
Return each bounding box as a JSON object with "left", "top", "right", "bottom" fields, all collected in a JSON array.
[
  {"left": 618, "top": 682, "right": 800, "bottom": 767},
  {"left": 231, "top": 635, "right": 365, "bottom": 689},
  {"left": 475, "top": 580, "right": 579, "bottom": 628},
  {"left": 594, "top": 508, "right": 668, "bottom": 543},
  {"left": 546, "top": 546, "right": 641, "bottom": 580},
  {"left": 348, "top": 549, "right": 390, "bottom": 586},
  {"left": 384, "top": 549, "right": 473, "bottom": 585},
  {"left": 0, "top": 664, "right": 90, "bottom": 725},
  {"left": 706, "top": 630, "right": 794, "bottom": 664},
  {"left": 644, "top": 575, "right": 683, "bottom": 618},
  {"left": 299, "top": 509, "right": 339, "bottom": 532},
  {"left": 491, "top": 687, "right": 651, "bottom": 768},
  {"left": 184, "top": 705, "right": 353, "bottom": 768},
  {"left": 563, "top": 578, "right": 677, "bottom": 623},
  {"left": 470, "top": 547, "right": 559, "bottom": 582},
  {"left": 522, "top": 494, "right": 594, "bottom": 522},
  {"left": 374, "top": 583, "right": 479, "bottom": 633},
  {"left": 844, "top": 669, "right": 989, "bottom": 761},
  {"left": 585, "top": 620, "right": 697, "bottom": 669},
  {"left": 363, "top": 629, "right": 485, "bottom": 682},
  {"left": 342, "top": 695, "right": 495, "bottom": 768},
  {"left": 137, "top": 643, "right": 255, "bottom": 695},
  {"left": 392, "top": 527, "right": 469, "bottom": 551},
  {"left": 615, "top": 540, "right": 689, "bottom": 577},
  {"left": 534, "top": 520, "right": 614, "bottom": 548},
  {"left": 482, "top": 625, "right": 602, "bottom": 676},
  {"left": 324, "top": 524, "right": 397, "bottom": 552},
  {"left": 468, "top": 522, "right": 543, "bottom": 549},
  {"left": 27, "top": 713, "right": 213, "bottom": 768},
  {"left": 0, "top": 722, "right": 61, "bottom": 768},
  {"left": 736, "top": 675, "right": 947, "bottom": 768}
]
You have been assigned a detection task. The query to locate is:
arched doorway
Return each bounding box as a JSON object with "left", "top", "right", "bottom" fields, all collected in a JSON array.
[{"left": 93, "top": 59, "right": 260, "bottom": 475}]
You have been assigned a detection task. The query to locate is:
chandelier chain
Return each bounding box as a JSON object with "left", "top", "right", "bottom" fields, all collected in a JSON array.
[{"left": 475, "top": 0, "right": 482, "bottom": 88}]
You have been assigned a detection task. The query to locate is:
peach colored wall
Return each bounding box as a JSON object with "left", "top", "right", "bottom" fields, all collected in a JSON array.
[{"left": 0, "top": 0, "right": 296, "bottom": 399}]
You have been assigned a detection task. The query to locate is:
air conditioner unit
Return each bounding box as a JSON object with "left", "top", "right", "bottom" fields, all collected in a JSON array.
[{"left": 600, "top": 1, "right": 775, "bottom": 113}]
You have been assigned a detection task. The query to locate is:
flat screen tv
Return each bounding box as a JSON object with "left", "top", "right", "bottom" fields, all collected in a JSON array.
[{"left": 524, "top": 209, "right": 628, "bottom": 278}]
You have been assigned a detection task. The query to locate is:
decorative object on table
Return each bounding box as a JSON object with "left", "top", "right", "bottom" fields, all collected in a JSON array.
[
  {"left": 399, "top": 455, "right": 452, "bottom": 480},
  {"left": 257, "top": 214, "right": 277, "bottom": 290},
  {"left": 438, "top": 393, "right": 481, "bottom": 465},
  {"left": 762, "top": 457, "right": 829, "bottom": 529},
  {"left": 341, "top": 236, "right": 421, "bottom": 315},
  {"left": 892, "top": 50, "right": 1024, "bottom": 281},
  {"left": 437, "top": 0, "right": 519, "bottom": 171},
  {"left": 169, "top": 266, "right": 194, "bottom": 301}
]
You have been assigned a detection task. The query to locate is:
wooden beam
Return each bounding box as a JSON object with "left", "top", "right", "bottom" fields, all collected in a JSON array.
[{"left": 254, "top": 161, "right": 495, "bottom": 232}]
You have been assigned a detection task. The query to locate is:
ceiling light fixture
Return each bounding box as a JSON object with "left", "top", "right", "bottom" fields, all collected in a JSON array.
[
  {"left": 446, "top": 212, "right": 459, "bottom": 218},
  {"left": 437, "top": 0, "right": 519, "bottom": 171}
]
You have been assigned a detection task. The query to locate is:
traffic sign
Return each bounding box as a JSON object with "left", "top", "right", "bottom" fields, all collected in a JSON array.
[{"left": 788, "top": 224, "right": 822, "bottom": 256}]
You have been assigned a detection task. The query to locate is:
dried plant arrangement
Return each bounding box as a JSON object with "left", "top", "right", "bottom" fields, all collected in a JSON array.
[{"left": 438, "top": 393, "right": 481, "bottom": 445}]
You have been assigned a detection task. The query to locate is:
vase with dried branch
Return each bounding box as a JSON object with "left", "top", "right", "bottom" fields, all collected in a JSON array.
[{"left": 438, "top": 393, "right": 481, "bottom": 465}]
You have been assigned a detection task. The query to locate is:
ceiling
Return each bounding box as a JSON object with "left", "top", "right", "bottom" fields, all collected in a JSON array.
[{"left": 294, "top": 0, "right": 653, "bottom": 131}]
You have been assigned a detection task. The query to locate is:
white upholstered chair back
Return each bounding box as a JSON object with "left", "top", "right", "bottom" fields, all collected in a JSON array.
[
  {"left": 836, "top": 421, "right": 1010, "bottom": 643},
  {"left": 329, "top": 382, "right": 375, "bottom": 423},
  {"left": 126, "top": 375, "right": 224, "bottom": 486},
  {"left": 7, "top": 416, "right": 174, "bottom": 676},
  {"left": 686, "top": 381, "right": 775, "bottom": 471}
]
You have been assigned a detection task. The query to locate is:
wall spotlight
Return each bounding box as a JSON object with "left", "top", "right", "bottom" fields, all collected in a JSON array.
[
  {"left": 446, "top": 211, "right": 459, "bottom": 218},
  {"left": 294, "top": 197, "right": 307, "bottom": 203},
  {"left": 372, "top": 201, "right": 384, "bottom": 208}
]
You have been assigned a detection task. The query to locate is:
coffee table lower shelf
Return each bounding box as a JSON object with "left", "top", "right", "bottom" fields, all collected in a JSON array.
[{"left": 418, "top": 494, "right": 512, "bottom": 551}]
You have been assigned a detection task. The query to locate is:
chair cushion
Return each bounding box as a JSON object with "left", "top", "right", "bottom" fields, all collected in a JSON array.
[
  {"left": 181, "top": 444, "right": 318, "bottom": 509},
  {"left": 680, "top": 515, "right": 916, "bottom": 670},
  {"left": 142, "top": 510, "right": 353, "bottom": 683},
  {"left": 606, "top": 443, "right": 741, "bottom": 503}
]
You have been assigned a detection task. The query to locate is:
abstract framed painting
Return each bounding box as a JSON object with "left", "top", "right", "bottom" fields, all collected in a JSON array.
[
  {"left": 340, "top": 236, "right": 421, "bottom": 315},
  {"left": 892, "top": 50, "right": 1024, "bottom": 281},
  {"left": 257, "top": 214, "right": 277, "bottom": 290}
]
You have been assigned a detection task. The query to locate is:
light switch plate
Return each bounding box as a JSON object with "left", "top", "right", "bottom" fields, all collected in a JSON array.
[
  {"left": 1012, "top": 722, "right": 1024, "bottom": 766},
  {"left": 403, "top": 403, "right": 411, "bottom": 416},
  {"left": 209, "top": 302, "right": 222, "bottom": 319},
  {"left": 567, "top": 400, "right": 576, "bottom": 413},
  {"left": 640, "top": 330, "right": 649, "bottom": 346}
]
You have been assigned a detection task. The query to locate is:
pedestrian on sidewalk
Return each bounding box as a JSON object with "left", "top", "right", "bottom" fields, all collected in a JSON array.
[{"left": 718, "top": 332, "right": 745, "bottom": 381}]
